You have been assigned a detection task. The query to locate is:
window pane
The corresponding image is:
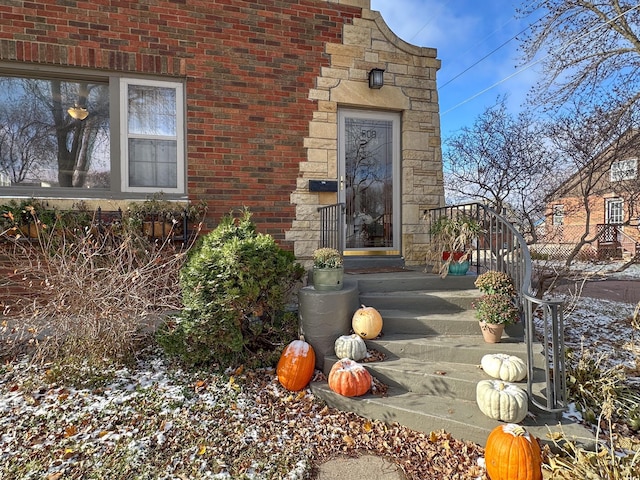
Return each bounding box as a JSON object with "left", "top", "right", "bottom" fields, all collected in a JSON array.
[
  {"left": 0, "top": 76, "right": 110, "bottom": 189},
  {"left": 611, "top": 159, "right": 638, "bottom": 182},
  {"left": 606, "top": 200, "right": 623, "bottom": 224},
  {"left": 128, "top": 139, "right": 177, "bottom": 188},
  {"left": 128, "top": 85, "right": 176, "bottom": 136},
  {"left": 552, "top": 205, "right": 564, "bottom": 226}
]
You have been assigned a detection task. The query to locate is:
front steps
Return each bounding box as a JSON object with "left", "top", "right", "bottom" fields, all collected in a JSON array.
[{"left": 309, "top": 270, "right": 593, "bottom": 447}]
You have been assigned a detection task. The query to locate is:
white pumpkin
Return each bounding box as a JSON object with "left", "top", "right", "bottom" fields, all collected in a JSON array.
[
  {"left": 334, "top": 334, "right": 367, "bottom": 361},
  {"left": 481, "top": 353, "right": 527, "bottom": 382},
  {"left": 476, "top": 379, "right": 528, "bottom": 423}
]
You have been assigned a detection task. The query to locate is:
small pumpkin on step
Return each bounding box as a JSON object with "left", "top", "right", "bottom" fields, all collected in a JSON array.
[
  {"left": 481, "top": 353, "right": 527, "bottom": 382},
  {"left": 334, "top": 334, "right": 367, "bottom": 361},
  {"left": 328, "top": 358, "right": 372, "bottom": 397},
  {"left": 476, "top": 379, "right": 528, "bottom": 423},
  {"left": 351, "top": 304, "right": 383, "bottom": 339}
]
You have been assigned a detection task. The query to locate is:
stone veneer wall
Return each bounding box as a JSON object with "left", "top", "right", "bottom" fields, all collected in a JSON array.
[{"left": 286, "top": 7, "right": 445, "bottom": 266}]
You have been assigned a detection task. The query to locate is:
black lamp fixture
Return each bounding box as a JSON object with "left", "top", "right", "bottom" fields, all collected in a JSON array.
[{"left": 368, "top": 68, "right": 385, "bottom": 89}]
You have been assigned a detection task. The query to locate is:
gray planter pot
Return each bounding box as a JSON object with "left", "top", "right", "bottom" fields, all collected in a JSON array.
[
  {"left": 298, "top": 280, "right": 359, "bottom": 369},
  {"left": 312, "top": 266, "right": 344, "bottom": 291}
]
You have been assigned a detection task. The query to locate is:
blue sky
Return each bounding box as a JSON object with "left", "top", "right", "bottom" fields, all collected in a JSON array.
[{"left": 370, "top": 0, "right": 541, "bottom": 140}]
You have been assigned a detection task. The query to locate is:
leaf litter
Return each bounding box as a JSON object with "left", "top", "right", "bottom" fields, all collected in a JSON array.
[{"left": 1, "top": 290, "right": 638, "bottom": 479}]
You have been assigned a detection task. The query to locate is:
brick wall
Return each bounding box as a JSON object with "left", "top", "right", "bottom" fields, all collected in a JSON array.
[
  {"left": 0, "top": 0, "right": 362, "bottom": 246},
  {"left": 0, "top": 0, "right": 445, "bottom": 268}
]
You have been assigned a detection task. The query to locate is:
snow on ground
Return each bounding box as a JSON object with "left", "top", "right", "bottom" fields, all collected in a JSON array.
[{"left": 0, "top": 263, "right": 638, "bottom": 479}]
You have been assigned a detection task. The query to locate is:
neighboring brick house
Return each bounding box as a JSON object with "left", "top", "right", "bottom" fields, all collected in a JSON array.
[
  {"left": 542, "top": 131, "right": 640, "bottom": 259},
  {"left": 0, "top": 0, "right": 444, "bottom": 266}
]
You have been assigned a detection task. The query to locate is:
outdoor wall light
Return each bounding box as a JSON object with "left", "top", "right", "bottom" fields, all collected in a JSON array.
[
  {"left": 67, "top": 105, "right": 89, "bottom": 120},
  {"left": 368, "top": 68, "right": 385, "bottom": 89}
]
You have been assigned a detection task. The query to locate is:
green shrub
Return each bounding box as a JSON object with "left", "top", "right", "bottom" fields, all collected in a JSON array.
[{"left": 158, "top": 209, "right": 304, "bottom": 368}]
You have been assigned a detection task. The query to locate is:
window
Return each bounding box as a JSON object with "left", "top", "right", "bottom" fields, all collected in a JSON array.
[
  {"left": 0, "top": 70, "right": 185, "bottom": 196},
  {"left": 610, "top": 158, "right": 638, "bottom": 182},
  {"left": 121, "top": 79, "right": 184, "bottom": 193},
  {"left": 552, "top": 204, "right": 564, "bottom": 226},
  {"left": 0, "top": 76, "right": 110, "bottom": 189},
  {"left": 606, "top": 198, "right": 624, "bottom": 224}
]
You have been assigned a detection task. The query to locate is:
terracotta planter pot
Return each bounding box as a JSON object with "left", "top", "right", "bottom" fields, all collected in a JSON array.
[
  {"left": 479, "top": 321, "right": 504, "bottom": 343},
  {"left": 143, "top": 221, "right": 174, "bottom": 238}
]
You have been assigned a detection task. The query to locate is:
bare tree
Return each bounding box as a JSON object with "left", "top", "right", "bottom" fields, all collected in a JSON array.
[
  {"left": 519, "top": 0, "right": 640, "bottom": 113},
  {"left": 443, "top": 97, "right": 557, "bottom": 242},
  {"left": 0, "top": 105, "right": 56, "bottom": 184}
]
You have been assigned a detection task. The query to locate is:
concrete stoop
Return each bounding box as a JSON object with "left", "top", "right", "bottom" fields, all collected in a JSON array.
[{"left": 309, "top": 270, "right": 594, "bottom": 447}]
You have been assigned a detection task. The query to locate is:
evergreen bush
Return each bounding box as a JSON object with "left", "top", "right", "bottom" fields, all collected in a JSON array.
[{"left": 158, "top": 209, "right": 304, "bottom": 367}]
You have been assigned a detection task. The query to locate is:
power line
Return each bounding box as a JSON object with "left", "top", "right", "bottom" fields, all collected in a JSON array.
[
  {"left": 441, "top": 3, "right": 640, "bottom": 116},
  {"left": 440, "top": 6, "right": 545, "bottom": 89},
  {"left": 408, "top": 0, "right": 451, "bottom": 42},
  {"left": 440, "top": 24, "right": 531, "bottom": 90}
]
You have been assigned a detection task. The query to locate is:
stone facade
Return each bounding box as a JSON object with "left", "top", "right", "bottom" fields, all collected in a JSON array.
[{"left": 287, "top": 8, "right": 444, "bottom": 266}]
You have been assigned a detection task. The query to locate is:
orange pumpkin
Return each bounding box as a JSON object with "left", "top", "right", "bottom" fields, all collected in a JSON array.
[
  {"left": 276, "top": 339, "right": 316, "bottom": 391},
  {"left": 351, "top": 304, "right": 383, "bottom": 339},
  {"left": 327, "top": 358, "right": 372, "bottom": 397},
  {"left": 485, "top": 423, "right": 542, "bottom": 480}
]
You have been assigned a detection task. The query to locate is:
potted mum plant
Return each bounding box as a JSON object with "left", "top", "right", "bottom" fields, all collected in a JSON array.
[
  {"left": 312, "top": 247, "right": 344, "bottom": 291},
  {"left": 474, "top": 270, "right": 516, "bottom": 296},
  {"left": 473, "top": 294, "right": 520, "bottom": 343},
  {"left": 428, "top": 214, "right": 482, "bottom": 277},
  {"left": 473, "top": 271, "right": 518, "bottom": 343}
]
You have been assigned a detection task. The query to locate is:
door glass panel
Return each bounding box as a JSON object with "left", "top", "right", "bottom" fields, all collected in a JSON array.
[{"left": 343, "top": 117, "right": 394, "bottom": 249}]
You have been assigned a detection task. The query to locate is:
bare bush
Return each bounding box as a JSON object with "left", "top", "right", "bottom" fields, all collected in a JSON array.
[{"left": 0, "top": 213, "right": 201, "bottom": 372}]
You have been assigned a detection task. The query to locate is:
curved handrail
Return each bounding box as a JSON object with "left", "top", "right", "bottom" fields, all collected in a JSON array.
[{"left": 426, "top": 203, "right": 567, "bottom": 413}]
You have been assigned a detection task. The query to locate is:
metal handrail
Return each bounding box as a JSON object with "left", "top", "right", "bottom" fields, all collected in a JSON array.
[
  {"left": 426, "top": 203, "right": 567, "bottom": 414},
  {"left": 317, "top": 203, "right": 345, "bottom": 252}
]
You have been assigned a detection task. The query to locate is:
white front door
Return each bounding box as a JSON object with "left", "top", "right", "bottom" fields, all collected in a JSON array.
[{"left": 338, "top": 109, "right": 401, "bottom": 255}]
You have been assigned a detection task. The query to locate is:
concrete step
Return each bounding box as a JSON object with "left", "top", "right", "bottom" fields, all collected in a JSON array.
[
  {"left": 310, "top": 382, "right": 594, "bottom": 447},
  {"left": 376, "top": 309, "right": 481, "bottom": 336},
  {"left": 360, "top": 289, "right": 481, "bottom": 313},
  {"left": 366, "top": 333, "right": 529, "bottom": 365},
  {"left": 346, "top": 271, "right": 478, "bottom": 293},
  {"left": 376, "top": 309, "right": 525, "bottom": 338},
  {"left": 321, "top": 355, "right": 550, "bottom": 402}
]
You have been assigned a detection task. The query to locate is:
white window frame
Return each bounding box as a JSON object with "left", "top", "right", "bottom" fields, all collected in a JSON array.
[
  {"left": 120, "top": 78, "right": 185, "bottom": 194},
  {"left": 610, "top": 158, "right": 638, "bottom": 182},
  {"left": 606, "top": 198, "right": 624, "bottom": 225}
]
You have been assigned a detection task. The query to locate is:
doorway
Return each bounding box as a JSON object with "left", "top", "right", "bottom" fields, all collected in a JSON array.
[{"left": 338, "top": 109, "right": 401, "bottom": 255}]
